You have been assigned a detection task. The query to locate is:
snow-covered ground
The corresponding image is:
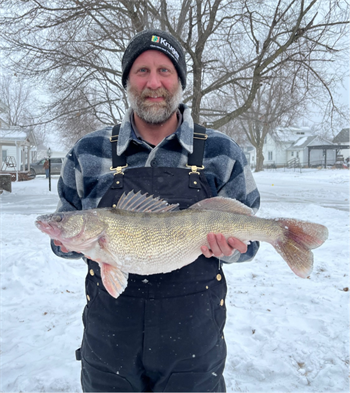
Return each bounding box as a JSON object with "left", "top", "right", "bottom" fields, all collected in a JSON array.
[{"left": 0, "top": 168, "right": 349, "bottom": 392}]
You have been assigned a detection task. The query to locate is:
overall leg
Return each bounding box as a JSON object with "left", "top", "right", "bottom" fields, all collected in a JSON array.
[
  {"left": 80, "top": 275, "right": 148, "bottom": 392},
  {"left": 143, "top": 278, "right": 227, "bottom": 392}
]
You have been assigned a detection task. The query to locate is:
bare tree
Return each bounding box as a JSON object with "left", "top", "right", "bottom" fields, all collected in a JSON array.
[
  {"left": 0, "top": 0, "right": 348, "bottom": 147},
  {"left": 0, "top": 73, "right": 49, "bottom": 148},
  {"left": 0, "top": 1, "right": 136, "bottom": 132},
  {"left": 203, "top": 67, "right": 309, "bottom": 171},
  {"left": 0, "top": 74, "right": 35, "bottom": 126},
  {"left": 51, "top": 86, "right": 105, "bottom": 147},
  {"left": 151, "top": 0, "right": 349, "bottom": 125},
  {"left": 235, "top": 73, "right": 309, "bottom": 171}
]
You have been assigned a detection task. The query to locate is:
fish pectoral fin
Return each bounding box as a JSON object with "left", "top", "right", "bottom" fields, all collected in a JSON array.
[
  {"left": 100, "top": 263, "right": 129, "bottom": 299},
  {"left": 189, "top": 197, "right": 254, "bottom": 215}
]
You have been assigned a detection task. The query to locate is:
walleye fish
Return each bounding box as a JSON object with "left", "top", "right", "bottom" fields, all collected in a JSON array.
[{"left": 36, "top": 190, "right": 328, "bottom": 299}]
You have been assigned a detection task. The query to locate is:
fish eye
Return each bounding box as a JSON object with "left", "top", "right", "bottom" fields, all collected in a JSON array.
[{"left": 52, "top": 214, "right": 63, "bottom": 222}]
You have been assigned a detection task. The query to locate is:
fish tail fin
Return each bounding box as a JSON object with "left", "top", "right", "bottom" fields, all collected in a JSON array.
[{"left": 273, "top": 219, "right": 328, "bottom": 278}]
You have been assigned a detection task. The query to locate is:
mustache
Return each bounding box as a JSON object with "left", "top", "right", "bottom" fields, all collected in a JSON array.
[{"left": 140, "top": 87, "right": 169, "bottom": 99}]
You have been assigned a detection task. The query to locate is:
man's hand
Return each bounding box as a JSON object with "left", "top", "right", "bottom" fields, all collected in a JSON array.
[
  {"left": 201, "top": 233, "right": 248, "bottom": 258},
  {"left": 53, "top": 240, "right": 70, "bottom": 253}
]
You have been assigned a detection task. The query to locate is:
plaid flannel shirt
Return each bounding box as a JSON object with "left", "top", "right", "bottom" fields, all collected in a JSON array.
[{"left": 52, "top": 104, "right": 260, "bottom": 263}]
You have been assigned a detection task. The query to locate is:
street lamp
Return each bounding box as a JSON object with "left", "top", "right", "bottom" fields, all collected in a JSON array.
[{"left": 47, "top": 147, "right": 52, "bottom": 191}]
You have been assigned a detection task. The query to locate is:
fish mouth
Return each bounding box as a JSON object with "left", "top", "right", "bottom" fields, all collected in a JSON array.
[
  {"left": 36, "top": 212, "right": 94, "bottom": 240},
  {"left": 35, "top": 219, "right": 62, "bottom": 239}
]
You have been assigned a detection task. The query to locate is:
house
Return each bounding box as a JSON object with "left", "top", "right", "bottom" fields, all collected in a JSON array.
[
  {"left": 287, "top": 134, "right": 337, "bottom": 167},
  {"left": 263, "top": 126, "right": 336, "bottom": 167},
  {"left": 0, "top": 126, "right": 37, "bottom": 172},
  {"left": 241, "top": 145, "right": 256, "bottom": 168},
  {"left": 332, "top": 128, "right": 350, "bottom": 161},
  {"left": 0, "top": 99, "right": 38, "bottom": 174}
]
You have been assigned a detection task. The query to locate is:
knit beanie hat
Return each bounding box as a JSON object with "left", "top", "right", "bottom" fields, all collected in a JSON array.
[{"left": 121, "top": 29, "right": 187, "bottom": 90}]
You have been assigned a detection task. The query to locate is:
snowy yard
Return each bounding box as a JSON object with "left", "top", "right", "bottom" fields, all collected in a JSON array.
[{"left": 0, "top": 168, "right": 349, "bottom": 392}]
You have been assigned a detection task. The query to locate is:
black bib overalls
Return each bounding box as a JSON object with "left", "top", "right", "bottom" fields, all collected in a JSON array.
[{"left": 78, "top": 127, "right": 228, "bottom": 392}]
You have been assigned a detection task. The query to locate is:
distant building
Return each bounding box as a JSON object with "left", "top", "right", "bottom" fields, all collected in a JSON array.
[
  {"left": 0, "top": 127, "right": 37, "bottom": 172},
  {"left": 241, "top": 145, "right": 256, "bottom": 168},
  {"left": 0, "top": 99, "right": 37, "bottom": 173},
  {"left": 263, "top": 126, "right": 336, "bottom": 167},
  {"left": 332, "top": 128, "right": 350, "bottom": 161}
]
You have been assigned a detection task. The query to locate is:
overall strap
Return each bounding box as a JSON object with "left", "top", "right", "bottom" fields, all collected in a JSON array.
[
  {"left": 109, "top": 124, "right": 126, "bottom": 189},
  {"left": 187, "top": 123, "right": 208, "bottom": 189},
  {"left": 109, "top": 122, "right": 208, "bottom": 189},
  {"left": 110, "top": 124, "right": 126, "bottom": 171},
  {"left": 188, "top": 123, "right": 208, "bottom": 168}
]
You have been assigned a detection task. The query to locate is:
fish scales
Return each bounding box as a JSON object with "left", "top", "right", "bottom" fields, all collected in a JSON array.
[
  {"left": 35, "top": 190, "right": 328, "bottom": 299},
  {"left": 95, "top": 209, "right": 283, "bottom": 275}
]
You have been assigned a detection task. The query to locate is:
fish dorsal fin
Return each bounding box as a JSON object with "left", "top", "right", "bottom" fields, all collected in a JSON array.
[
  {"left": 116, "top": 190, "right": 179, "bottom": 213},
  {"left": 189, "top": 197, "right": 253, "bottom": 216}
]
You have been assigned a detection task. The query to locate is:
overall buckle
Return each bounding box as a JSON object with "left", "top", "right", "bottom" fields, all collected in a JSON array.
[
  {"left": 186, "top": 164, "right": 204, "bottom": 175},
  {"left": 110, "top": 164, "right": 128, "bottom": 175}
]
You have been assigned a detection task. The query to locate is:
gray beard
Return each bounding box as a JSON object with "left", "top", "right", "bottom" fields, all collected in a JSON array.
[{"left": 127, "top": 82, "right": 183, "bottom": 125}]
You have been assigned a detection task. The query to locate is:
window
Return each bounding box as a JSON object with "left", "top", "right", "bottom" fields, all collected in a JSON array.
[
  {"left": 2, "top": 150, "right": 7, "bottom": 162},
  {"left": 268, "top": 151, "right": 273, "bottom": 160}
]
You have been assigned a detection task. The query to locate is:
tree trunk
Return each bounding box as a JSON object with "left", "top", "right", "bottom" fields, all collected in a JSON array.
[
  {"left": 255, "top": 144, "right": 265, "bottom": 172},
  {"left": 191, "top": 59, "right": 202, "bottom": 124}
]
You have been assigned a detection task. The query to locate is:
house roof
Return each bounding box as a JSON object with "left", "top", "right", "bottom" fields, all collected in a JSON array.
[
  {"left": 286, "top": 136, "right": 315, "bottom": 150},
  {"left": 273, "top": 126, "right": 313, "bottom": 143},
  {"left": 0, "top": 127, "right": 36, "bottom": 146},
  {"left": 286, "top": 135, "right": 334, "bottom": 151},
  {"left": 333, "top": 128, "right": 350, "bottom": 144},
  {"left": 241, "top": 145, "right": 255, "bottom": 151}
]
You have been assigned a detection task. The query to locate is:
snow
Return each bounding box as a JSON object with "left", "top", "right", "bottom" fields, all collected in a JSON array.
[
  {"left": 1, "top": 168, "right": 349, "bottom": 392},
  {"left": 0, "top": 129, "right": 28, "bottom": 139},
  {"left": 274, "top": 127, "right": 312, "bottom": 143},
  {"left": 293, "top": 136, "right": 309, "bottom": 147}
]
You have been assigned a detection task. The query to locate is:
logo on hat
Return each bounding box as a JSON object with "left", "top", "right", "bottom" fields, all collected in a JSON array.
[
  {"left": 151, "top": 35, "right": 160, "bottom": 43},
  {"left": 150, "top": 35, "right": 179, "bottom": 61}
]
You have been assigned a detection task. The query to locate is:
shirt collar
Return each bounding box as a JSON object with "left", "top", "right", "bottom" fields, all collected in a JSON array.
[
  {"left": 130, "top": 109, "right": 183, "bottom": 143},
  {"left": 117, "top": 103, "right": 195, "bottom": 156}
]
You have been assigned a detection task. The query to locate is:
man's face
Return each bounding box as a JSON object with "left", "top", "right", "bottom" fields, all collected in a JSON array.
[{"left": 127, "top": 50, "right": 182, "bottom": 124}]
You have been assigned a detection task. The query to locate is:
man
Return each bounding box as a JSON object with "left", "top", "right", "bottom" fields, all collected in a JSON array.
[
  {"left": 43, "top": 158, "right": 49, "bottom": 178},
  {"left": 52, "top": 29, "right": 260, "bottom": 392}
]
